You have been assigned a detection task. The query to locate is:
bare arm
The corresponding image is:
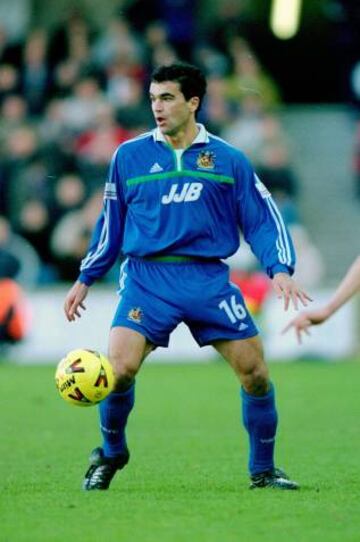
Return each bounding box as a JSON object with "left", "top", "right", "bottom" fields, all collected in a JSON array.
[
  {"left": 283, "top": 255, "right": 360, "bottom": 343},
  {"left": 324, "top": 256, "right": 360, "bottom": 315}
]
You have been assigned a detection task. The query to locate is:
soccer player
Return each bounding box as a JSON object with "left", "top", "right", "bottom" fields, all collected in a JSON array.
[
  {"left": 283, "top": 255, "right": 360, "bottom": 343},
  {"left": 64, "top": 63, "right": 311, "bottom": 491}
]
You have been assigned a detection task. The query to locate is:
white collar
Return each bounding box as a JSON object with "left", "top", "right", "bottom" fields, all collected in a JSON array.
[{"left": 153, "top": 123, "right": 209, "bottom": 145}]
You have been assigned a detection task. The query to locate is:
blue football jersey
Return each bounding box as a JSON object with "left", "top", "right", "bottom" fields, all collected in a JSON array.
[{"left": 79, "top": 125, "right": 295, "bottom": 285}]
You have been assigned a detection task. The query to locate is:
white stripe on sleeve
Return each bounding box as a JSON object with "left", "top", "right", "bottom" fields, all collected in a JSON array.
[
  {"left": 266, "top": 197, "right": 292, "bottom": 266},
  {"left": 80, "top": 201, "right": 110, "bottom": 271}
]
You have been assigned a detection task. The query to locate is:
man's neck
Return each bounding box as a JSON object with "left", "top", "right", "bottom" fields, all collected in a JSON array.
[{"left": 165, "top": 122, "right": 199, "bottom": 149}]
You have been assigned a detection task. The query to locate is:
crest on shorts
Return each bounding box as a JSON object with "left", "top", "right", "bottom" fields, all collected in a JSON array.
[
  {"left": 196, "top": 150, "right": 215, "bottom": 169},
  {"left": 127, "top": 307, "right": 143, "bottom": 323}
]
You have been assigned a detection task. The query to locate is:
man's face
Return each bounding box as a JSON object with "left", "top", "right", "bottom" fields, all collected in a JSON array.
[{"left": 149, "top": 81, "right": 198, "bottom": 136}]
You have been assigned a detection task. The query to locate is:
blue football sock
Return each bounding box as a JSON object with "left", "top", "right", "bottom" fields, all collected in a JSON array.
[
  {"left": 241, "top": 384, "right": 278, "bottom": 476},
  {"left": 99, "top": 384, "right": 135, "bottom": 458}
]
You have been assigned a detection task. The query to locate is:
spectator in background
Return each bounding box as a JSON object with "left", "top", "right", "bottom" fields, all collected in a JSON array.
[
  {"left": 52, "top": 59, "right": 81, "bottom": 99},
  {"left": 50, "top": 189, "right": 103, "bottom": 281},
  {"left": 255, "top": 124, "right": 300, "bottom": 226},
  {"left": 1, "top": 125, "right": 45, "bottom": 221},
  {"left": 92, "top": 16, "right": 144, "bottom": 71},
  {"left": 0, "top": 124, "right": 63, "bottom": 254},
  {"left": 0, "top": 261, "right": 30, "bottom": 346},
  {"left": 17, "top": 199, "right": 55, "bottom": 281},
  {"left": 0, "top": 213, "right": 40, "bottom": 285},
  {"left": 143, "top": 21, "right": 169, "bottom": 67},
  {"left": 105, "top": 58, "right": 144, "bottom": 110},
  {"left": 74, "top": 102, "right": 136, "bottom": 192},
  {"left": 0, "top": 64, "right": 20, "bottom": 104},
  {"left": 1, "top": 93, "right": 28, "bottom": 124},
  {"left": 221, "top": 94, "right": 266, "bottom": 162},
  {"left": 38, "top": 98, "right": 69, "bottom": 143},
  {"left": 20, "top": 29, "right": 51, "bottom": 116},
  {"left": 142, "top": 21, "right": 179, "bottom": 80},
  {"left": 194, "top": 44, "right": 229, "bottom": 79},
  {"left": 0, "top": 216, "right": 34, "bottom": 350},
  {"left": 48, "top": 8, "right": 94, "bottom": 69},
  {"left": 207, "top": 0, "right": 255, "bottom": 56},
  {"left": 149, "top": 42, "right": 178, "bottom": 71},
  {"left": 225, "top": 45, "right": 281, "bottom": 111},
  {"left": 0, "top": 94, "right": 28, "bottom": 151},
  {"left": 57, "top": 75, "right": 107, "bottom": 134},
  {"left": 74, "top": 103, "right": 135, "bottom": 175},
  {"left": 0, "top": 221, "right": 31, "bottom": 346},
  {"left": 38, "top": 99, "right": 79, "bottom": 179},
  {"left": 50, "top": 173, "right": 87, "bottom": 223}
]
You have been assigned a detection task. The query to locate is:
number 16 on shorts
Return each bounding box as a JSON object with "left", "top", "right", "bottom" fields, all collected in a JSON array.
[{"left": 219, "top": 295, "right": 247, "bottom": 324}]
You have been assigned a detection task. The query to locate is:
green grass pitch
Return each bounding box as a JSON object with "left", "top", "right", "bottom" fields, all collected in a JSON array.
[{"left": 1, "top": 358, "right": 360, "bottom": 542}]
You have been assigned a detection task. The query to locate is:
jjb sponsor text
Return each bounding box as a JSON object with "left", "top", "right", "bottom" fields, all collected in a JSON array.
[{"left": 161, "top": 182, "right": 203, "bottom": 204}]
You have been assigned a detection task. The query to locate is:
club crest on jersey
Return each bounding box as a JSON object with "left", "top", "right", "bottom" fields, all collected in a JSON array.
[
  {"left": 196, "top": 151, "right": 215, "bottom": 169},
  {"left": 127, "top": 307, "right": 143, "bottom": 323}
]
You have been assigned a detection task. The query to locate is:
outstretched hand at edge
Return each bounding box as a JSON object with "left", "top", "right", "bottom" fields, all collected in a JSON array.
[{"left": 282, "top": 307, "right": 331, "bottom": 344}]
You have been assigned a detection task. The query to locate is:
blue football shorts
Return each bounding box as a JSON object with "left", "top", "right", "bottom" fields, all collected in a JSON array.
[{"left": 112, "top": 257, "right": 259, "bottom": 347}]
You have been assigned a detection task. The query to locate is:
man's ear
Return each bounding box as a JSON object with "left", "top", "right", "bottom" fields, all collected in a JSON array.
[{"left": 189, "top": 96, "right": 200, "bottom": 113}]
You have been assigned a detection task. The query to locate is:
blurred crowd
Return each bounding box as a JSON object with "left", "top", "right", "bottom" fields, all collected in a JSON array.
[{"left": 0, "top": 1, "right": 324, "bottom": 289}]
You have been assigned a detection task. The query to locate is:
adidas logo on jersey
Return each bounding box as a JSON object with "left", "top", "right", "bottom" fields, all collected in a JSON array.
[{"left": 150, "top": 162, "right": 163, "bottom": 173}]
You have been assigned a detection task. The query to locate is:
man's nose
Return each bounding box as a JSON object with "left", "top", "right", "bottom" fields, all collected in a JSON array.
[{"left": 153, "top": 100, "right": 163, "bottom": 111}]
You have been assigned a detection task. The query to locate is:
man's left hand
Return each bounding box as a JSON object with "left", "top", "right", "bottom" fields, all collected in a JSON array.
[{"left": 272, "top": 272, "right": 312, "bottom": 311}]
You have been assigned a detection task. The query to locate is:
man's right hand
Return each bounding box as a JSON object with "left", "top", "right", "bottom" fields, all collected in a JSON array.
[{"left": 64, "top": 280, "right": 89, "bottom": 322}]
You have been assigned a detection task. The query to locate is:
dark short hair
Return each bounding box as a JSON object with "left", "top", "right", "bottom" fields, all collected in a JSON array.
[{"left": 150, "top": 63, "right": 207, "bottom": 113}]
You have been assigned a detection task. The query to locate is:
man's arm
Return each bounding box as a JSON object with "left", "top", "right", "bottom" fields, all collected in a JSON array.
[
  {"left": 64, "top": 199, "right": 124, "bottom": 322},
  {"left": 283, "top": 255, "right": 360, "bottom": 343},
  {"left": 78, "top": 198, "right": 124, "bottom": 286},
  {"left": 235, "top": 159, "right": 311, "bottom": 311},
  {"left": 64, "top": 148, "right": 126, "bottom": 322}
]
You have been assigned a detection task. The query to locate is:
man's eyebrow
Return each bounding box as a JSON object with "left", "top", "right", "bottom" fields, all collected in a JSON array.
[{"left": 149, "top": 92, "right": 175, "bottom": 98}]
